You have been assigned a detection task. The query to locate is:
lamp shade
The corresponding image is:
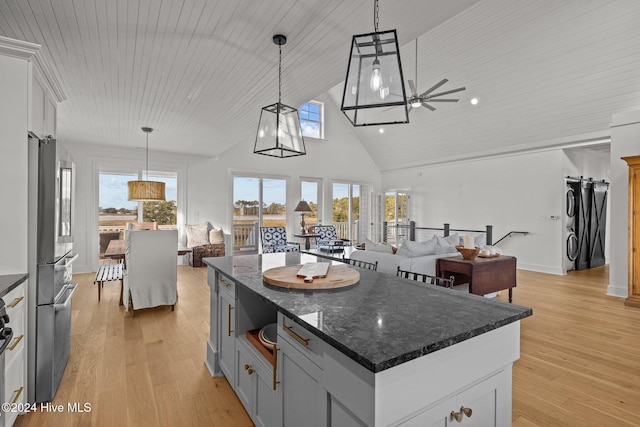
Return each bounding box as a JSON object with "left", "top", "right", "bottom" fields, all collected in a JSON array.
[
  {"left": 341, "top": 29, "right": 409, "bottom": 126},
  {"left": 128, "top": 180, "right": 166, "bottom": 201},
  {"left": 294, "top": 200, "right": 312, "bottom": 212},
  {"left": 254, "top": 102, "right": 306, "bottom": 158}
]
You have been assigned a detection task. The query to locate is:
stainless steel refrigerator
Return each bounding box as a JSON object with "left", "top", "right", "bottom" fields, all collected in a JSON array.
[{"left": 27, "top": 133, "right": 78, "bottom": 403}]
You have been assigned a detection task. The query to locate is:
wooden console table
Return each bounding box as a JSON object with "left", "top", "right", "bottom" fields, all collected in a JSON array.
[{"left": 436, "top": 255, "right": 517, "bottom": 303}]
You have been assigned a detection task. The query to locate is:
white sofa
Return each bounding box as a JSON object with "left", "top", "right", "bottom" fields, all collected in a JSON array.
[
  {"left": 349, "top": 232, "right": 487, "bottom": 277},
  {"left": 350, "top": 248, "right": 458, "bottom": 276}
]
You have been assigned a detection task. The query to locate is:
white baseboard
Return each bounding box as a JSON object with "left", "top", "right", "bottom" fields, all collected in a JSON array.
[
  {"left": 606, "top": 284, "right": 628, "bottom": 298},
  {"left": 517, "top": 263, "right": 565, "bottom": 275}
]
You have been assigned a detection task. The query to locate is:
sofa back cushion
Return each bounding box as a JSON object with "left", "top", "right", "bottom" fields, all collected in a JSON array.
[
  {"left": 365, "top": 239, "right": 394, "bottom": 253},
  {"left": 397, "top": 239, "right": 439, "bottom": 258}
]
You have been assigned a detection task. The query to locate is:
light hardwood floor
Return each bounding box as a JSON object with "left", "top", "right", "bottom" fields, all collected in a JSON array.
[{"left": 13, "top": 264, "right": 640, "bottom": 426}]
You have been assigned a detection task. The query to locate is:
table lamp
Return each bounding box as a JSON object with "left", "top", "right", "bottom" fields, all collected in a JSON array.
[{"left": 294, "top": 200, "right": 313, "bottom": 234}]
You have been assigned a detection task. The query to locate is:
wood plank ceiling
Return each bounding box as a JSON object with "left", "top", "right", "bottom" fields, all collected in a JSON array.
[{"left": 1, "top": 0, "right": 639, "bottom": 171}]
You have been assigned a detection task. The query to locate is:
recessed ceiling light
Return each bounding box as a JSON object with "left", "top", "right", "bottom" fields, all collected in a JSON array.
[
  {"left": 470, "top": 97, "right": 479, "bottom": 106},
  {"left": 379, "top": 128, "right": 385, "bottom": 134}
]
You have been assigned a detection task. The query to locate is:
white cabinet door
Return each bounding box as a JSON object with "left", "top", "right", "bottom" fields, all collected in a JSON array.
[
  {"left": 235, "top": 342, "right": 253, "bottom": 413},
  {"left": 218, "top": 291, "right": 235, "bottom": 385},
  {"left": 279, "top": 336, "right": 325, "bottom": 427},
  {"left": 254, "top": 360, "right": 281, "bottom": 427},
  {"left": 398, "top": 371, "right": 504, "bottom": 427}
]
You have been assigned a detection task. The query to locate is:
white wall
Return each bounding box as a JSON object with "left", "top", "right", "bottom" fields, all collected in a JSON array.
[
  {"left": 608, "top": 109, "right": 640, "bottom": 298},
  {"left": 66, "top": 93, "right": 382, "bottom": 273},
  {"left": 0, "top": 55, "right": 29, "bottom": 274},
  {"left": 382, "top": 150, "right": 567, "bottom": 274}
]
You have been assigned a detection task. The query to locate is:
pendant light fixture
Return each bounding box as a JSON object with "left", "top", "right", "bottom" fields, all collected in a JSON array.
[
  {"left": 254, "top": 34, "right": 306, "bottom": 158},
  {"left": 128, "top": 127, "right": 166, "bottom": 201},
  {"left": 340, "top": 0, "right": 409, "bottom": 126}
]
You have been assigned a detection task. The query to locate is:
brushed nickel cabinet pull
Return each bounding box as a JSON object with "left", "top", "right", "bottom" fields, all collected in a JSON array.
[
  {"left": 11, "top": 386, "right": 24, "bottom": 404},
  {"left": 283, "top": 324, "right": 309, "bottom": 346},
  {"left": 244, "top": 364, "right": 254, "bottom": 375},
  {"left": 461, "top": 406, "right": 472, "bottom": 417},
  {"left": 219, "top": 278, "right": 232, "bottom": 287},
  {"left": 8, "top": 334, "right": 24, "bottom": 351},
  {"left": 8, "top": 296, "right": 24, "bottom": 308}
]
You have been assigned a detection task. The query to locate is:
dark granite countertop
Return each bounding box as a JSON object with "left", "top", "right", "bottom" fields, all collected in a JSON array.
[
  {"left": 0, "top": 273, "right": 28, "bottom": 298},
  {"left": 205, "top": 253, "right": 532, "bottom": 373}
]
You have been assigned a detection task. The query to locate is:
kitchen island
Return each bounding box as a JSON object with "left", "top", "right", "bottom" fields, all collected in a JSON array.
[{"left": 205, "top": 252, "right": 531, "bottom": 426}]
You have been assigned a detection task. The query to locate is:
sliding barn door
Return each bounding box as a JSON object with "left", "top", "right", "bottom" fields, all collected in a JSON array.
[
  {"left": 571, "top": 180, "right": 592, "bottom": 271},
  {"left": 588, "top": 181, "right": 608, "bottom": 268}
]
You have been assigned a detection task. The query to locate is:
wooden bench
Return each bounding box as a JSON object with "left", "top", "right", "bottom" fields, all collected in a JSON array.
[{"left": 94, "top": 262, "right": 124, "bottom": 304}]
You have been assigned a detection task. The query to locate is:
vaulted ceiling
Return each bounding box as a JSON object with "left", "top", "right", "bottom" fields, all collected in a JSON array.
[{"left": 1, "top": 0, "right": 638, "bottom": 171}]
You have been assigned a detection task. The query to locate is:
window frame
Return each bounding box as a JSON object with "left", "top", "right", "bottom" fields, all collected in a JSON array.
[{"left": 299, "top": 101, "right": 324, "bottom": 140}]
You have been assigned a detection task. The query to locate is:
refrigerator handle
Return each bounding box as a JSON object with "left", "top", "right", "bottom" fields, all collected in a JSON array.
[{"left": 54, "top": 283, "right": 77, "bottom": 312}]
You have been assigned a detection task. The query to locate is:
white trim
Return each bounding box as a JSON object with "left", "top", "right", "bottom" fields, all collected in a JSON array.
[{"left": 0, "top": 36, "right": 66, "bottom": 102}]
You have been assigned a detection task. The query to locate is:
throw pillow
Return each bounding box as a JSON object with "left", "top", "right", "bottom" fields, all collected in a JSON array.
[
  {"left": 436, "top": 233, "right": 459, "bottom": 248},
  {"left": 186, "top": 222, "right": 209, "bottom": 248},
  {"left": 397, "top": 240, "right": 438, "bottom": 258},
  {"left": 209, "top": 228, "right": 224, "bottom": 244},
  {"left": 365, "top": 239, "right": 394, "bottom": 253}
]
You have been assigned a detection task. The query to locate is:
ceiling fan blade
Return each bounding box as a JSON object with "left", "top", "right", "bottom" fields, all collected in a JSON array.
[
  {"left": 421, "top": 102, "right": 436, "bottom": 111},
  {"left": 424, "top": 87, "right": 466, "bottom": 99},
  {"left": 408, "top": 80, "right": 418, "bottom": 97},
  {"left": 419, "top": 79, "right": 448, "bottom": 97},
  {"left": 425, "top": 99, "right": 460, "bottom": 102}
]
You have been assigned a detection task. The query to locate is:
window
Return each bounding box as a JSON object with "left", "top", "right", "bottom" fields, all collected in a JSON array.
[
  {"left": 332, "top": 182, "right": 369, "bottom": 244},
  {"left": 299, "top": 101, "right": 323, "bottom": 139},
  {"left": 232, "top": 175, "right": 287, "bottom": 254},
  {"left": 301, "top": 179, "right": 322, "bottom": 229},
  {"left": 98, "top": 169, "right": 177, "bottom": 261}
]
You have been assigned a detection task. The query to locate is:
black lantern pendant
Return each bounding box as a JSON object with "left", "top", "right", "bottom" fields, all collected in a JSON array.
[
  {"left": 254, "top": 34, "right": 306, "bottom": 158},
  {"left": 340, "top": 0, "right": 409, "bottom": 126}
]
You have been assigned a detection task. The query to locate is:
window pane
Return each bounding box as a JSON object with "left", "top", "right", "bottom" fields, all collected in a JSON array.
[
  {"left": 301, "top": 181, "right": 318, "bottom": 228},
  {"left": 144, "top": 173, "right": 178, "bottom": 227},
  {"left": 98, "top": 173, "right": 138, "bottom": 259},
  {"left": 233, "top": 177, "right": 260, "bottom": 252},
  {"left": 262, "top": 178, "right": 287, "bottom": 227},
  {"left": 351, "top": 185, "right": 360, "bottom": 242},
  {"left": 300, "top": 102, "right": 322, "bottom": 139}
]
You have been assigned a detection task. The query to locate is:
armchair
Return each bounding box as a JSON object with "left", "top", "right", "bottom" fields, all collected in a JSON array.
[
  {"left": 315, "top": 225, "right": 350, "bottom": 252},
  {"left": 260, "top": 226, "right": 300, "bottom": 253},
  {"left": 123, "top": 229, "right": 178, "bottom": 315}
]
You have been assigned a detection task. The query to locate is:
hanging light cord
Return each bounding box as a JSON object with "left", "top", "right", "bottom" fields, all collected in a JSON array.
[
  {"left": 373, "top": 0, "right": 379, "bottom": 32},
  {"left": 145, "top": 131, "right": 149, "bottom": 181},
  {"left": 278, "top": 41, "right": 282, "bottom": 105}
]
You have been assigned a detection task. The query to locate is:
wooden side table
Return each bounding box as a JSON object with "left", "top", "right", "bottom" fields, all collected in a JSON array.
[{"left": 436, "top": 255, "right": 517, "bottom": 302}]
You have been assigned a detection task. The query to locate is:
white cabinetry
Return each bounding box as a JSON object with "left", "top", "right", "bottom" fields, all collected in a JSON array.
[
  {"left": 3, "top": 281, "right": 27, "bottom": 427},
  {"left": 206, "top": 264, "right": 520, "bottom": 427},
  {"left": 217, "top": 274, "right": 236, "bottom": 385},
  {"left": 278, "top": 314, "right": 327, "bottom": 427}
]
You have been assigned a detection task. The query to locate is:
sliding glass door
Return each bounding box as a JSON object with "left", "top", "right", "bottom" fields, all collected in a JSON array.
[
  {"left": 233, "top": 175, "right": 287, "bottom": 254},
  {"left": 332, "top": 182, "right": 368, "bottom": 245}
]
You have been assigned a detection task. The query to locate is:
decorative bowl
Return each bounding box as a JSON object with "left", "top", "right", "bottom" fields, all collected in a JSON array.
[{"left": 455, "top": 245, "right": 480, "bottom": 260}]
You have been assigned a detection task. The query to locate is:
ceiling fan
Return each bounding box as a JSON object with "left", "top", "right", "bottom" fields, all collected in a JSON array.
[{"left": 406, "top": 39, "right": 466, "bottom": 112}]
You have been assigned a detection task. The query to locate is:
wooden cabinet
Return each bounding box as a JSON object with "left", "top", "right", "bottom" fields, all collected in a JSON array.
[
  {"left": 623, "top": 156, "right": 640, "bottom": 307},
  {"left": 3, "top": 281, "right": 27, "bottom": 427}
]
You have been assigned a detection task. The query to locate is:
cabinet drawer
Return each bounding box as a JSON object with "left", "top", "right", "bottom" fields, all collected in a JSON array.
[
  {"left": 218, "top": 273, "right": 236, "bottom": 297},
  {"left": 4, "top": 350, "right": 25, "bottom": 427},
  {"left": 278, "top": 313, "right": 324, "bottom": 368}
]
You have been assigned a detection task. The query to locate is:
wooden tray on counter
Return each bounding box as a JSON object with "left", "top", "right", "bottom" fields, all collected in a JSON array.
[{"left": 263, "top": 264, "right": 360, "bottom": 290}]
